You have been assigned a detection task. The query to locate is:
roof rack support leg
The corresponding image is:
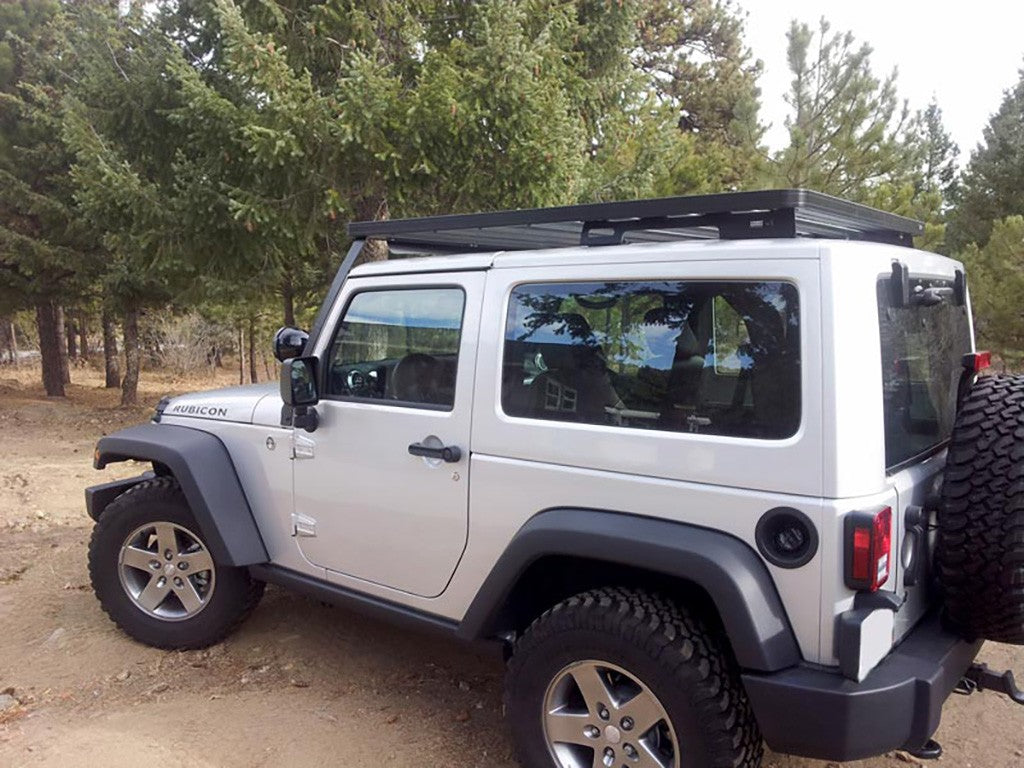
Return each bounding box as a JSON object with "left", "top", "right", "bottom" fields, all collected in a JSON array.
[{"left": 714, "top": 208, "right": 796, "bottom": 240}]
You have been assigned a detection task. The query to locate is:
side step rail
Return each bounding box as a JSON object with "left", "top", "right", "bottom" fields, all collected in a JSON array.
[{"left": 954, "top": 663, "right": 1024, "bottom": 705}]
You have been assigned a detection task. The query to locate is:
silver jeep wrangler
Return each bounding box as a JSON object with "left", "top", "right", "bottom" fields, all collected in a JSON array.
[{"left": 86, "top": 190, "right": 1024, "bottom": 767}]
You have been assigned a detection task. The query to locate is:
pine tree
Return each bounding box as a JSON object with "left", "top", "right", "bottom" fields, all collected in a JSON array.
[
  {"left": 634, "top": 0, "right": 765, "bottom": 191},
  {"left": 0, "top": 0, "right": 101, "bottom": 396},
  {"left": 62, "top": 3, "right": 182, "bottom": 405},
  {"left": 960, "top": 217, "right": 1024, "bottom": 365},
  {"left": 771, "top": 18, "right": 916, "bottom": 199},
  {"left": 948, "top": 68, "right": 1024, "bottom": 251}
]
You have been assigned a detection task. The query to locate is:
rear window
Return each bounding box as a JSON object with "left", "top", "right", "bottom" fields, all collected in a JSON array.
[
  {"left": 501, "top": 280, "right": 801, "bottom": 439},
  {"left": 878, "top": 277, "right": 972, "bottom": 469}
]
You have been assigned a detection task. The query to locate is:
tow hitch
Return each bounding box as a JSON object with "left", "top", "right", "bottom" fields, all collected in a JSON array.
[
  {"left": 904, "top": 665, "right": 1024, "bottom": 762},
  {"left": 954, "top": 663, "right": 1024, "bottom": 705}
]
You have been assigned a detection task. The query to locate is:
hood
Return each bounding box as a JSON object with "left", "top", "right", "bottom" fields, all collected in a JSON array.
[{"left": 161, "top": 383, "right": 278, "bottom": 425}]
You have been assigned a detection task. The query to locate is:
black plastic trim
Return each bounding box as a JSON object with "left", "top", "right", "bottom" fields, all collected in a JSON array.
[
  {"left": 84, "top": 472, "right": 154, "bottom": 521},
  {"left": 249, "top": 564, "right": 504, "bottom": 654},
  {"left": 744, "top": 611, "right": 982, "bottom": 761},
  {"left": 754, "top": 507, "right": 819, "bottom": 569},
  {"left": 457, "top": 508, "right": 800, "bottom": 672},
  {"left": 93, "top": 424, "right": 269, "bottom": 567},
  {"left": 303, "top": 239, "right": 365, "bottom": 357}
]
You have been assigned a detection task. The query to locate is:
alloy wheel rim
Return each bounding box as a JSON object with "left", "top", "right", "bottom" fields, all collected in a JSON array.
[
  {"left": 542, "top": 659, "right": 679, "bottom": 768},
  {"left": 117, "top": 521, "right": 215, "bottom": 621}
]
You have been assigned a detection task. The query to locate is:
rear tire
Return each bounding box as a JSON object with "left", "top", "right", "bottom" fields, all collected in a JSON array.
[
  {"left": 505, "top": 588, "right": 763, "bottom": 768},
  {"left": 938, "top": 374, "right": 1024, "bottom": 644},
  {"left": 88, "top": 476, "right": 264, "bottom": 650}
]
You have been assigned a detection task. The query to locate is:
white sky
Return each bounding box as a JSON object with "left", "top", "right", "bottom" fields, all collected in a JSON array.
[{"left": 735, "top": 1, "right": 1024, "bottom": 161}]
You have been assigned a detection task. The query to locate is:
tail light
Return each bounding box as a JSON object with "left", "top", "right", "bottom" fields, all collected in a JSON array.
[
  {"left": 844, "top": 507, "right": 892, "bottom": 592},
  {"left": 963, "top": 350, "right": 992, "bottom": 373}
]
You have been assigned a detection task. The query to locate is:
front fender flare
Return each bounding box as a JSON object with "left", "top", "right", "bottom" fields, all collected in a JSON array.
[
  {"left": 457, "top": 508, "right": 800, "bottom": 672},
  {"left": 92, "top": 423, "right": 268, "bottom": 567}
]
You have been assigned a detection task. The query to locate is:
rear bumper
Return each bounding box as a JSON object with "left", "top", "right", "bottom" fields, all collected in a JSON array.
[{"left": 742, "top": 612, "right": 982, "bottom": 762}]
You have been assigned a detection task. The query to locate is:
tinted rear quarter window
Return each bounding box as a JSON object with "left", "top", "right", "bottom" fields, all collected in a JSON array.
[
  {"left": 877, "top": 278, "right": 972, "bottom": 469},
  {"left": 501, "top": 280, "right": 801, "bottom": 439}
]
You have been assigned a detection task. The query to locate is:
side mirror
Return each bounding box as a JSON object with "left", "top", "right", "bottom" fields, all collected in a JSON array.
[
  {"left": 280, "top": 356, "right": 320, "bottom": 407},
  {"left": 273, "top": 326, "right": 309, "bottom": 362}
]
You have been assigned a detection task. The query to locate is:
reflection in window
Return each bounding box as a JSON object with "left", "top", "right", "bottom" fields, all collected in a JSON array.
[
  {"left": 326, "top": 288, "right": 465, "bottom": 408},
  {"left": 502, "top": 281, "right": 801, "bottom": 439},
  {"left": 877, "top": 278, "right": 971, "bottom": 469}
]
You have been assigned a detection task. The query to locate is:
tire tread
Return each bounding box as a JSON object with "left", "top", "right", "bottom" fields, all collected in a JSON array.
[{"left": 938, "top": 375, "right": 1024, "bottom": 644}]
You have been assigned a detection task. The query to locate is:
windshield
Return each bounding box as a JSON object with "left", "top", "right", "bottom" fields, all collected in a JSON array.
[{"left": 877, "top": 276, "right": 972, "bottom": 470}]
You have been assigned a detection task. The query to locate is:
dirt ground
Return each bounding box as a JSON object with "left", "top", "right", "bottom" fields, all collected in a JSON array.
[{"left": 0, "top": 365, "right": 1021, "bottom": 768}]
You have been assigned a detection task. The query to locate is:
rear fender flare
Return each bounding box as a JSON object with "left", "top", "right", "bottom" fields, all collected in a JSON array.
[{"left": 457, "top": 508, "right": 800, "bottom": 672}]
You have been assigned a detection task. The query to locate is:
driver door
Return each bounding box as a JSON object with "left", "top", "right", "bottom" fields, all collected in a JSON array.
[{"left": 292, "top": 272, "right": 484, "bottom": 598}]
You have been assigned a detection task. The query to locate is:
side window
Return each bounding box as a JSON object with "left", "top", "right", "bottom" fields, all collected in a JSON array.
[
  {"left": 325, "top": 287, "right": 465, "bottom": 408},
  {"left": 712, "top": 295, "right": 749, "bottom": 376},
  {"left": 501, "top": 280, "right": 800, "bottom": 439}
]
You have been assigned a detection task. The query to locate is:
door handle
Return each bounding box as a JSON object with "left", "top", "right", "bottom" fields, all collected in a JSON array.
[{"left": 408, "top": 442, "right": 462, "bottom": 463}]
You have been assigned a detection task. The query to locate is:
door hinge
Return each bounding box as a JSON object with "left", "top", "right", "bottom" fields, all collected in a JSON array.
[
  {"left": 291, "top": 512, "right": 317, "bottom": 537},
  {"left": 292, "top": 434, "right": 315, "bottom": 460}
]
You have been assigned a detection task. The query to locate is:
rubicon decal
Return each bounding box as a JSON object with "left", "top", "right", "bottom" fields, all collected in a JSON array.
[{"left": 169, "top": 404, "right": 229, "bottom": 418}]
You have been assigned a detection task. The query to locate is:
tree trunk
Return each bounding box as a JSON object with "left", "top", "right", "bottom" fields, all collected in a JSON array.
[
  {"left": 248, "top": 316, "right": 258, "bottom": 384},
  {"left": 282, "top": 275, "right": 296, "bottom": 327},
  {"left": 8, "top": 319, "right": 18, "bottom": 367},
  {"left": 55, "top": 305, "right": 70, "bottom": 384},
  {"left": 66, "top": 315, "right": 78, "bottom": 360},
  {"left": 354, "top": 197, "right": 390, "bottom": 264},
  {"left": 102, "top": 309, "right": 120, "bottom": 388},
  {"left": 0, "top": 318, "right": 12, "bottom": 365},
  {"left": 237, "top": 323, "right": 245, "bottom": 385},
  {"left": 121, "top": 304, "right": 140, "bottom": 406},
  {"left": 78, "top": 311, "right": 89, "bottom": 359},
  {"left": 35, "top": 300, "right": 65, "bottom": 397}
]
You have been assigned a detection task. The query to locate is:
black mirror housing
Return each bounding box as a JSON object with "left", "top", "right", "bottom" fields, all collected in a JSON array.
[
  {"left": 280, "top": 356, "right": 320, "bottom": 407},
  {"left": 273, "top": 326, "right": 309, "bottom": 362}
]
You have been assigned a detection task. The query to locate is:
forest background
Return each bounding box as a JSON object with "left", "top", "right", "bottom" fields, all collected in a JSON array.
[{"left": 2, "top": 0, "right": 1022, "bottom": 403}]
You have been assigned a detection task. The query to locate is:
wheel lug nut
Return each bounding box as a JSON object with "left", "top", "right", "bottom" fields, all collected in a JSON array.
[
  {"left": 621, "top": 716, "right": 634, "bottom": 731},
  {"left": 149, "top": 559, "right": 161, "bottom": 570},
  {"left": 597, "top": 705, "right": 610, "bottom": 721},
  {"left": 177, "top": 561, "right": 189, "bottom": 571},
  {"left": 624, "top": 743, "right": 637, "bottom": 759},
  {"left": 173, "top": 577, "right": 183, "bottom": 588},
  {"left": 602, "top": 747, "right": 615, "bottom": 767},
  {"left": 584, "top": 725, "right": 600, "bottom": 739},
  {"left": 164, "top": 549, "right": 173, "bottom": 561},
  {"left": 157, "top": 576, "right": 166, "bottom": 587}
]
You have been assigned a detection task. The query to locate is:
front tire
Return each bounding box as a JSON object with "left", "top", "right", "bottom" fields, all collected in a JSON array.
[
  {"left": 505, "top": 588, "right": 763, "bottom": 768},
  {"left": 88, "top": 476, "right": 264, "bottom": 650}
]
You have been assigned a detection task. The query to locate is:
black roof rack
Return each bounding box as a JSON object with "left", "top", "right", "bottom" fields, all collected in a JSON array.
[{"left": 347, "top": 189, "right": 922, "bottom": 252}]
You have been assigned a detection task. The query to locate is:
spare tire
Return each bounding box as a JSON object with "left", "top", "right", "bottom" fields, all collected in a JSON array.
[{"left": 938, "top": 374, "right": 1024, "bottom": 644}]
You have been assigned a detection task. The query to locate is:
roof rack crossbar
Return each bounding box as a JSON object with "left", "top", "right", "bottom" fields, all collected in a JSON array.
[{"left": 348, "top": 190, "right": 923, "bottom": 252}]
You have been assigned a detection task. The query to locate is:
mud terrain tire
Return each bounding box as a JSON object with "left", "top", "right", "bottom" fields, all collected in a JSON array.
[
  {"left": 938, "top": 374, "right": 1024, "bottom": 644},
  {"left": 88, "top": 476, "right": 265, "bottom": 650},
  {"left": 505, "top": 587, "right": 763, "bottom": 768}
]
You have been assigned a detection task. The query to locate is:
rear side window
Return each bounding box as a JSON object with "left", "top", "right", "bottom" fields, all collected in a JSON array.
[
  {"left": 501, "top": 280, "right": 801, "bottom": 439},
  {"left": 877, "top": 278, "right": 972, "bottom": 469}
]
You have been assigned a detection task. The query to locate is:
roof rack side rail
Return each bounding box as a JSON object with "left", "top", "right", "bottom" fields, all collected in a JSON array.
[{"left": 348, "top": 189, "right": 924, "bottom": 253}]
